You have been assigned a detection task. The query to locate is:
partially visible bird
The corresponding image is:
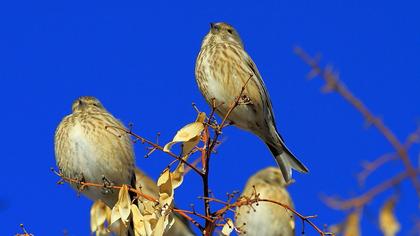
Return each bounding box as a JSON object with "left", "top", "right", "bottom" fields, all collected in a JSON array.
[
  {"left": 195, "top": 22, "right": 308, "bottom": 183},
  {"left": 54, "top": 96, "right": 136, "bottom": 208},
  {"left": 235, "top": 167, "right": 295, "bottom": 236},
  {"left": 134, "top": 168, "right": 195, "bottom": 236}
]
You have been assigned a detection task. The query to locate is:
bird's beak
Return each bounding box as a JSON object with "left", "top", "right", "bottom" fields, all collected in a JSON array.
[{"left": 210, "top": 22, "right": 215, "bottom": 29}]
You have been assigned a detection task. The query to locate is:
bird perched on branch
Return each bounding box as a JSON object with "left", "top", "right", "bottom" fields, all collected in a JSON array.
[
  {"left": 195, "top": 22, "right": 308, "bottom": 183},
  {"left": 235, "top": 167, "right": 295, "bottom": 236},
  {"left": 54, "top": 96, "right": 136, "bottom": 208}
]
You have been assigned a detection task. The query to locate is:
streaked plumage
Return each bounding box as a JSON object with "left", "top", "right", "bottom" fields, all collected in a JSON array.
[
  {"left": 195, "top": 22, "right": 308, "bottom": 183},
  {"left": 54, "top": 96, "right": 136, "bottom": 208},
  {"left": 235, "top": 167, "right": 295, "bottom": 236}
]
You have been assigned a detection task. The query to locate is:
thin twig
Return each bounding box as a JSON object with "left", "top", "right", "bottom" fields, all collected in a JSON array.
[
  {"left": 357, "top": 127, "right": 420, "bottom": 185},
  {"left": 107, "top": 125, "right": 203, "bottom": 175},
  {"left": 294, "top": 46, "right": 420, "bottom": 198},
  {"left": 323, "top": 171, "right": 408, "bottom": 210}
]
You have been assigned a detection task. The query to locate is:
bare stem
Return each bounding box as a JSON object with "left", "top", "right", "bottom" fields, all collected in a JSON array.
[{"left": 295, "top": 46, "right": 420, "bottom": 198}]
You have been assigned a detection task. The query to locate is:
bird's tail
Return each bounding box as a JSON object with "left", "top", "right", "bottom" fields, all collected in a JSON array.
[{"left": 266, "top": 133, "right": 309, "bottom": 183}]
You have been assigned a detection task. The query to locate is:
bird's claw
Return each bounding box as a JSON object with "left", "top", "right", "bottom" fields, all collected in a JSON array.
[{"left": 101, "top": 175, "right": 114, "bottom": 194}]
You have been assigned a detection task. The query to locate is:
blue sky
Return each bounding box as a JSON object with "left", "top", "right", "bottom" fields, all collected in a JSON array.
[{"left": 1, "top": 0, "right": 419, "bottom": 235}]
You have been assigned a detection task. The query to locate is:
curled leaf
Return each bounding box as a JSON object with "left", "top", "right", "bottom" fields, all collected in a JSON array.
[
  {"left": 157, "top": 168, "right": 174, "bottom": 211},
  {"left": 118, "top": 185, "right": 132, "bottom": 223},
  {"left": 152, "top": 214, "right": 166, "bottom": 236},
  {"left": 171, "top": 155, "right": 189, "bottom": 190},
  {"left": 90, "top": 200, "right": 110, "bottom": 234},
  {"left": 144, "top": 215, "right": 157, "bottom": 235},
  {"left": 221, "top": 218, "right": 234, "bottom": 236},
  {"left": 195, "top": 112, "right": 206, "bottom": 123},
  {"left": 110, "top": 204, "right": 121, "bottom": 226},
  {"left": 379, "top": 197, "right": 400, "bottom": 236},
  {"left": 163, "top": 112, "right": 206, "bottom": 155},
  {"left": 111, "top": 185, "right": 132, "bottom": 226},
  {"left": 131, "top": 204, "right": 146, "bottom": 236}
]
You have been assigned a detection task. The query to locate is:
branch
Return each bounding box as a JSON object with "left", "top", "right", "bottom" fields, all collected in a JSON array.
[
  {"left": 294, "top": 46, "right": 420, "bottom": 198},
  {"left": 54, "top": 169, "right": 210, "bottom": 230},
  {"left": 15, "top": 224, "right": 33, "bottom": 236},
  {"left": 106, "top": 126, "right": 203, "bottom": 176},
  {"left": 201, "top": 75, "right": 253, "bottom": 234},
  {"left": 207, "top": 192, "right": 333, "bottom": 236},
  {"left": 52, "top": 168, "right": 158, "bottom": 203},
  {"left": 357, "top": 127, "right": 420, "bottom": 185},
  {"left": 323, "top": 171, "right": 408, "bottom": 210}
]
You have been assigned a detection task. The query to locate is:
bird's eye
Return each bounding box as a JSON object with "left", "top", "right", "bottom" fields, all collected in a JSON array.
[{"left": 227, "top": 29, "right": 233, "bottom": 34}]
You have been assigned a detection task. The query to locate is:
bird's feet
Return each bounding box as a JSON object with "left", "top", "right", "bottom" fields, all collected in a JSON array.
[
  {"left": 238, "top": 95, "right": 253, "bottom": 105},
  {"left": 101, "top": 175, "right": 114, "bottom": 195},
  {"left": 75, "top": 173, "right": 86, "bottom": 195}
]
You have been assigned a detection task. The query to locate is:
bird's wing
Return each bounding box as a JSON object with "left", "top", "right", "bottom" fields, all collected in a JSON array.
[{"left": 242, "top": 51, "right": 284, "bottom": 139}]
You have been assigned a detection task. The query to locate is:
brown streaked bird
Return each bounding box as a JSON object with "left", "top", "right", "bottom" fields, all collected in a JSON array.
[
  {"left": 195, "top": 22, "right": 308, "bottom": 183},
  {"left": 235, "top": 167, "right": 295, "bottom": 236},
  {"left": 54, "top": 96, "right": 136, "bottom": 208}
]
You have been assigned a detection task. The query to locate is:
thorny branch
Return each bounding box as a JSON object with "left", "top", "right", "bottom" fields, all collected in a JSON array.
[{"left": 54, "top": 74, "right": 330, "bottom": 236}]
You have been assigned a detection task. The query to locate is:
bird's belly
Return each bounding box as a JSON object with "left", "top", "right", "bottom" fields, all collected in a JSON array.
[
  {"left": 236, "top": 188, "right": 294, "bottom": 236},
  {"left": 202, "top": 75, "right": 264, "bottom": 132},
  {"left": 62, "top": 125, "right": 132, "bottom": 205},
  {"left": 237, "top": 203, "right": 294, "bottom": 236}
]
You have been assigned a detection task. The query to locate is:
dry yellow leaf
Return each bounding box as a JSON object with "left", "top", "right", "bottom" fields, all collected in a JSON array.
[
  {"left": 118, "top": 185, "right": 132, "bottom": 223},
  {"left": 343, "top": 211, "right": 361, "bottom": 236},
  {"left": 379, "top": 197, "right": 400, "bottom": 236},
  {"left": 221, "top": 218, "right": 234, "bottom": 236},
  {"left": 110, "top": 185, "right": 132, "bottom": 226},
  {"left": 110, "top": 204, "right": 122, "bottom": 226},
  {"left": 144, "top": 215, "right": 157, "bottom": 235},
  {"left": 90, "top": 200, "right": 109, "bottom": 233},
  {"left": 195, "top": 112, "right": 206, "bottom": 123},
  {"left": 152, "top": 215, "right": 166, "bottom": 236},
  {"left": 131, "top": 204, "right": 146, "bottom": 236},
  {"left": 163, "top": 112, "right": 206, "bottom": 155},
  {"left": 171, "top": 155, "right": 189, "bottom": 190},
  {"left": 157, "top": 168, "right": 174, "bottom": 210}
]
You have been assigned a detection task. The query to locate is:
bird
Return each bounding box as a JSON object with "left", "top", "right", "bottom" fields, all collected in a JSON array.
[
  {"left": 54, "top": 96, "right": 136, "bottom": 208},
  {"left": 235, "top": 167, "right": 295, "bottom": 236},
  {"left": 195, "top": 22, "right": 308, "bottom": 183}
]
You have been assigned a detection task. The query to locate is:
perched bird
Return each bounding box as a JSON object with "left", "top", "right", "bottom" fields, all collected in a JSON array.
[
  {"left": 235, "top": 167, "right": 295, "bottom": 236},
  {"left": 195, "top": 22, "right": 308, "bottom": 182},
  {"left": 54, "top": 96, "right": 136, "bottom": 208},
  {"left": 134, "top": 168, "right": 195, "bottom": 236}
]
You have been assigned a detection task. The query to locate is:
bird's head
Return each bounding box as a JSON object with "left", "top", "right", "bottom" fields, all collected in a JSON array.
[
  {"left": 253, "top": 167, "right": 288, "bottom": 187},
  {"left": 71, "top": 96, "right": 105, "bottom": 113},
  {"left": 201, "top": 22, "right": 243, "bottom": 48}
]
